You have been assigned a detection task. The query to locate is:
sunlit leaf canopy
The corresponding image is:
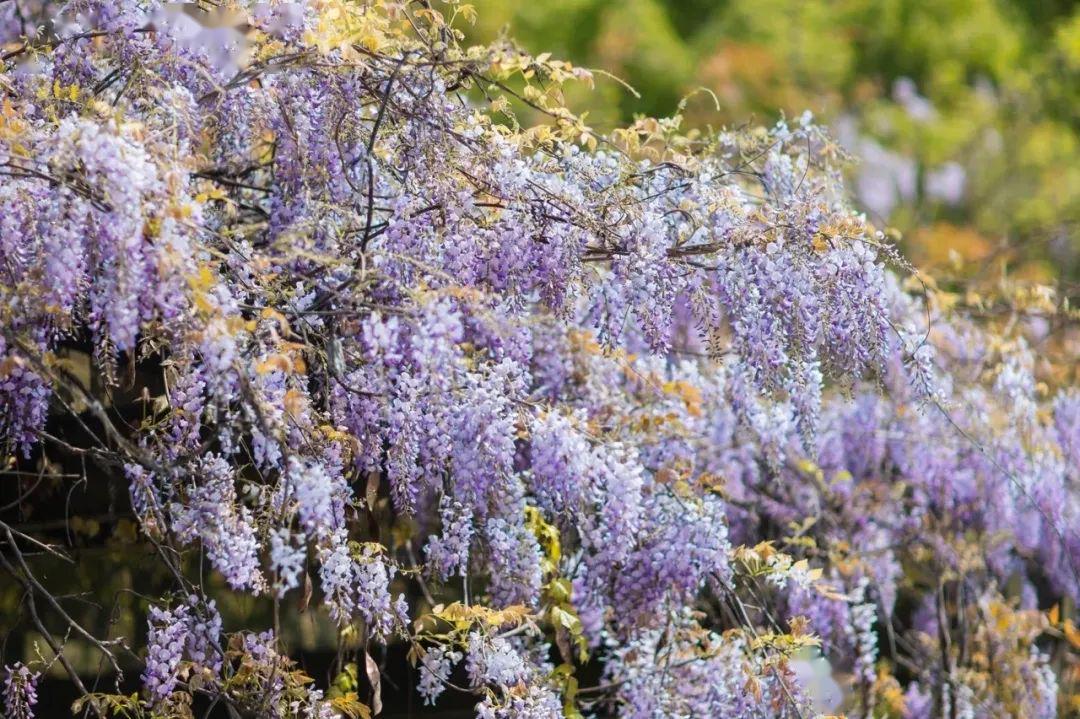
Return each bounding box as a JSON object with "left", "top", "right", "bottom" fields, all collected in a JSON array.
[{"left": 0, "top": 1, "right": 1079, "bottom": 718}]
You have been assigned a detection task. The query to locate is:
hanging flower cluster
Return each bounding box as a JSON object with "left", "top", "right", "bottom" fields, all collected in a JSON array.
[{"left": 1, "top": 1, "right": 1079, "bottom": 718}]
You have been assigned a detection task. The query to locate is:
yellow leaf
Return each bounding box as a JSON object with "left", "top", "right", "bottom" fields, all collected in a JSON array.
[
  {"left": 256, "top": 355, "right": 292, "bottom": 375},
  {"left": 1064, "top": 620, "right": 1080, "bottom": 650},
  {"left": 457, "top": 3, "right": 477, "bottom": 24},
  {"left": 187, "top": 265, "right": 217, "bottom": 293},
  {"left": 329, "top": 693, "right": 371, "bottom": 719}
]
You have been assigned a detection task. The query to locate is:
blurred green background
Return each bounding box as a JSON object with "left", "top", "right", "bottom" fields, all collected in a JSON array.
[{"left": 469, "top": 0, "right": 1080, "bottom": 280}]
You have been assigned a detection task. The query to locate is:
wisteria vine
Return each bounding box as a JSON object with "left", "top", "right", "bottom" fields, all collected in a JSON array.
[{"left": 2, "top": 1, "right": 1079, "bottom": 718}]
